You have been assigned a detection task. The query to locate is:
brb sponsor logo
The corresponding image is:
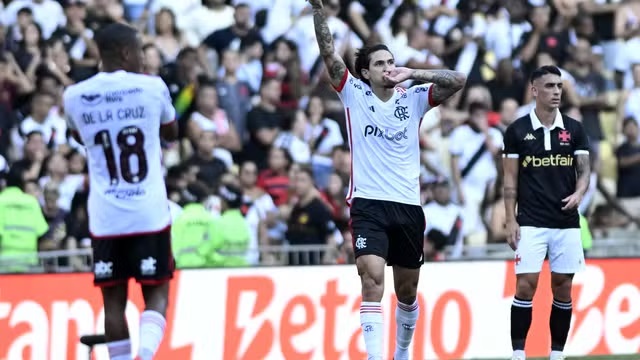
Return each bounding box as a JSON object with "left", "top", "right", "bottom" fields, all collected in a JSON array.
[
  {"left": 521, "top": 154, "right": 573, "bottom": 168},
  {"left": 364, "top": 125, "right": 408, "bottom": 142}
]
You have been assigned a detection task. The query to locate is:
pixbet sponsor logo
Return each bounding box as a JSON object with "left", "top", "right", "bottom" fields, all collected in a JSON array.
[{"left": 364, "top": 125, "right": 408, "bottom": 141}]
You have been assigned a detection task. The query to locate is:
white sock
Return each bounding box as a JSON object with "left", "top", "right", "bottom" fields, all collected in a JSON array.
[
  {"left": 360, "top": 301, "right": 384, "bottom": 359},
  {"left": 137, "top": 310, "right": 166, "bottom": 360},
  {"left": 513, "top": 349, "right": 526, "bottom": 359},
  {"left": 394, "top": 300, "right": 419, "bottom": 360},
  {"left": 550, "top": 350, "right": 564, "bottom": 360},
  {"left": 107, "top": 339, "right": 131, "bottom": 360}
]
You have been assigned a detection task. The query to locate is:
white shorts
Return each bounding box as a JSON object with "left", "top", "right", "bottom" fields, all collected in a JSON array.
[{"left": 514, "top": 226, "right": 586, "bottom": 274}]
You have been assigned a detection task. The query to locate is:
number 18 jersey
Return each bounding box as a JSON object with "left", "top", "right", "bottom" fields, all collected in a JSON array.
[{"left": 63, "top": 71, "right": 176, "bottom": 238}]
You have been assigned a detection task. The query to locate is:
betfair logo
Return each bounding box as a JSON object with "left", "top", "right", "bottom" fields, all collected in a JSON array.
[
  {"left": 522, "top": 154, "right": 574, "bottom": 168},
  {"left": 524, "top": 133, "right": 536, "bottom": 141}
]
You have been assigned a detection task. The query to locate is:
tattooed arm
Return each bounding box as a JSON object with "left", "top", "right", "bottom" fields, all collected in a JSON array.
[
  {"left": 502, "top": 156, "right": 521, "bottom": 250},
  {"left": 575, "top": 154, "right": 591, "bottom": 196},
  {"left": 409, "top": 69, "right": 467, "bottom": 105},
  {"left": 310, "top": 0, "right": 348, "bottom": 89}
]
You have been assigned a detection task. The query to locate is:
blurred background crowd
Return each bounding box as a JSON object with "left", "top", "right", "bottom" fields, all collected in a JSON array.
[{"left": 1, "top": 0, "right": 639, "bottom": 273}]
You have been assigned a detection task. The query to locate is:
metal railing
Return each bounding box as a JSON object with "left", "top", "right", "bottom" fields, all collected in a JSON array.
[{"left": 0, "top": 237, "right": 638, "bottom": 274}]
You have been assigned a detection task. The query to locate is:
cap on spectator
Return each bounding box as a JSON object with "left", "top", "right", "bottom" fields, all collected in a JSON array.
[{"left": 218, "top": 184, "right": 242, "bottom": 209}]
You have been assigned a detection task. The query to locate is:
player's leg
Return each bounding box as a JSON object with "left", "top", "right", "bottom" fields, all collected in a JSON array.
[
  {"left": 92, "top": 239, "right": 132, "bottom": 360},
  {"left": 511, "top": 226, "right": 549, "bottom": 360},
  {"left": 131, "top": 228, "right": 175, "bottom": 360},
  {"left": 547, "top": 228, "right": 585, "bottom": 360},
  {"left": 350, "top": 199, "right": 390, "bottom": 360},
  {"left": 388, "top": 203, "right": 425, "bottom": 360}
]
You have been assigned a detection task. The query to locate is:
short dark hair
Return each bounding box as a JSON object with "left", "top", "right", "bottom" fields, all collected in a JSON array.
[
  {"left": 623, "top": 117, "right": 637, "bottom": 129},
  {"left": 530, "top": 65, "right": 562, "bottom": 84},
  {"left": 95, "top": 23, "right": 139, "bottom": 62},
  {"left": 296, "top": 165, "right": 315, "bottom": 180},
  {"left": 5, "top": 169, "right": 23, "bottom": 189},
  {"left": 354, "top": 44, "right": 392, "bottom": 85},
  {"left": 468, "top": 101, "right": 489, "bottom": 114}
]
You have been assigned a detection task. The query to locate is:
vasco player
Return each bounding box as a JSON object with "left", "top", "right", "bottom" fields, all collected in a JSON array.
[
  {"left": 502, "top": 66, "right": 590, "bottom": 360},
  {"left": 308, "top": 1, "right": 466, "bottom": 359},
  {"left": 63, "top": 24, "right": 178, "bottom": 360}
]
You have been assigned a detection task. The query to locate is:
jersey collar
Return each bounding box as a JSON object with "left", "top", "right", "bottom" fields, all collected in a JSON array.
[{"left": 529, "top": 108, "right": 564, "bottom": 131}]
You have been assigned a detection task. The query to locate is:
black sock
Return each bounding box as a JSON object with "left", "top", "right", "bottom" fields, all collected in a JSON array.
[
  {"left": 550, "top": 298, "right": 572, "bottom": 351},
  {"left": 511, "top": 296, "right": 533, "bottom": 351}
]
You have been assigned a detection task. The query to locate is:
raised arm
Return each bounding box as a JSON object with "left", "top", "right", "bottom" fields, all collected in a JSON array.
[
  {"left": 408, "top": 69, "right": 467, "bottom": 105},
  {"left": 310, "top": 0, "right": 348, "bottom": 89}
]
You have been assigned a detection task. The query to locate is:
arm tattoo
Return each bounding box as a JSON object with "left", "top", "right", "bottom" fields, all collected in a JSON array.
[
  {"left": 410, "top": 70, "right": 467, "bottom": 104},
  {"left": 504, "top": 186, "right": 517, "bottom": 200},
  {"left": 576, "top": 154, "right": 591, "bottom": 180},
  {"left": 575, "top": 154, "right": 591, "bottom": 194},
  {"left": 313, "top": 6, "right": 346, "bottom": 83}
]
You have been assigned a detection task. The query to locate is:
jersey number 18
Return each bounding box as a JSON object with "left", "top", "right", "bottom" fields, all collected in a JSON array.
[{"left": 95, "top": 126, "right": 148, "bottom": 185}]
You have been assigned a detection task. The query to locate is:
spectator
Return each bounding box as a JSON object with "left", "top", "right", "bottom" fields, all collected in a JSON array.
[
  {"left": 40, "top": 183, "right": 69, "bottom": 269},
  {"left": 616, "top": 117, "right": 640, "bottom": 219},
  {"left": 50, "top": 0, "right": 99, "bottom": 82},
  {"left": 273, "top": 110, "right": 311, "bottom": 164},
  {"left": 449, "top": 102, "right": 502, "bottom": 255},
  {"left": 10, "top": 131, "right": 48, "bottom": 183},
  {"left": 305, "top": 95, "right": 344, "bottom": 188},
  {"left": 187, "top": 80, "right": 242, "bottom": 152},
  {"left": 216, "top": 49, "right": 252, "bottom": 143},
  {"left": 422, "top": 178, "right": 464, "bottom": 260},
  {"left": 183, "top": 131, "right": 228, "bottom": 190},
  {"left": 244, "top": 77, "right": 285, "bottom": 169},
  {"left": 0, "top": 169, "right": 49, "bottom": 273},
  {"left": 257, "top": 146, "right": 293, "bottom": 207},
  {"left": 38, "top": 152, "right": 85, "bottom": 212},
  {"left": 286, "top": 166, "right": 339, "bottom": 265},
  {"left": 11, "top": 92, "right": 68, "bottom": 155},
  {"left": 150, "top": 8, "right": 188, "bottom": 64}
]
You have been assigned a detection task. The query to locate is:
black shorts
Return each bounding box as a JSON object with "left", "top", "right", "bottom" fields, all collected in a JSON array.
[
  {"left": 349, "top": 198, "right": 426, "bottom": 269},
  {"left": 91, "top": 225, "right": 175, "bottom": 287}
]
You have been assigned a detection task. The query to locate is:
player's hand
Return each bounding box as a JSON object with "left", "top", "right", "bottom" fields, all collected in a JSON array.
[
  {"left": 506, "top": 219, "right": 520, "bottom": 251},
  {"left": 307, "top": 0, "right": 323, "bottom": 8},
  {"left": 383, "top": 67, "right": 414, "bottom": 86},
  {"left": 561, "top": 192, "right": 582, "bottom": 211}
]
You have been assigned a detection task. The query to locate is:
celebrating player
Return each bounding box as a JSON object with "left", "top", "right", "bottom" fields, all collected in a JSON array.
[
  {"left": 308, "top": 1, "right": 466, "bottom": 359},
  {"left": 502, "top": 65, "right": 591, "bottom": 360},
  {"left": 63, "top": 23, "right": 178, "bottom": 360}
]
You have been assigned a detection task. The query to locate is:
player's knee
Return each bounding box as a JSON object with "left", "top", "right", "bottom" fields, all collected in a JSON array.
[
  {"left": 515, "top": 276, "right": 538, "bottom": 299},
  {"left": 395, "top": 280, "right": 418, "bottom": 305},
  {"left": 357, "top": 265, "right": 385, "bottom": 301},
  {"left": 551, "top": 274, "right": 573, "bottom": 301},
  {"left": 142, "top": 284, "right": 170, "bottom": 315}
]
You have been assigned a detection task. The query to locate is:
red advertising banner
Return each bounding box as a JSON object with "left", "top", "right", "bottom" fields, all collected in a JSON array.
[{"left": 0, "top": 259, "right": 638, "bottom": 359}]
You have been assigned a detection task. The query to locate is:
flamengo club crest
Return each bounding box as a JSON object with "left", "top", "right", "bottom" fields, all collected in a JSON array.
[{"left": 558, "top": 130, "right": 571, "bottom": 146}]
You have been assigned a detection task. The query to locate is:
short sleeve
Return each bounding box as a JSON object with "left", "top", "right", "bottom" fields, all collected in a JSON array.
[
  {"left": 334, "top": 70, "right": 357, "bottom": 101},
  {"left": 408, "top": 83, "right": 436, "bottom": 116},
  {"left": 62, "top": 89, "right": 77, "bottom": 131},
  {"left": 448, "top": 127, "right": 464, "bottom": 156},
  {"left": 573, "top": 121, "right": 590, "bottom": 155},
  {"left": 502, "top": 123, "right": 520, "bottom": 158},
  {"left": 157, "top": 78, "right": 176, "bottom": 125}
]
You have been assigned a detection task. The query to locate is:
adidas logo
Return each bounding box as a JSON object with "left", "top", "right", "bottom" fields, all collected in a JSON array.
[{"left": 523, "top": 133, "right": 536, "bottom": 141}]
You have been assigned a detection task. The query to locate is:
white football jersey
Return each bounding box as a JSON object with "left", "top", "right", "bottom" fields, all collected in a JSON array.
[
  {"left": 336, "top": 71, "right": 435, "bottom": 206},
  {"left": 63, "top": 71, "right": 175, "bottom": 237}
]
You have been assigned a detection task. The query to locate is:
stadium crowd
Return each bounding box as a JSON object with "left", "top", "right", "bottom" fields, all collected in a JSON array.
[{"left": 0, "top": 0, "right": 639, "bottom": 272}]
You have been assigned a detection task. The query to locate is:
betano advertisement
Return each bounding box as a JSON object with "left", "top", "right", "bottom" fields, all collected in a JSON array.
[{"left": 0, "top": 259, "right": 638, "bottom": 360}]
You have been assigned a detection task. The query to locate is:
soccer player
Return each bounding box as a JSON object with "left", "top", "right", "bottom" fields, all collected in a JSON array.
[
  {"left": 502, "top": 65, "right": 590, "bottom": 360},
  {"left": 308, "top": 1, "right": 467, "bottom": 359},
  {"left": 62, "top": 23, "right": 178, "bottom": 360}
]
